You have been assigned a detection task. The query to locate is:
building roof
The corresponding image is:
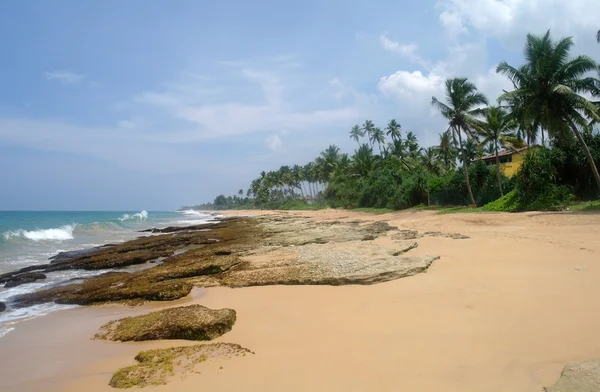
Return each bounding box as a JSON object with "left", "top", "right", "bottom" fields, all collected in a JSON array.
[{"left": 480, "top": 146, "right": 531, "bottom": 161}]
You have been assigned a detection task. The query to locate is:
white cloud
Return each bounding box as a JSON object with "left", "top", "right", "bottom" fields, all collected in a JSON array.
[
  {"left": 132, "top": 61, "right": 364, "bottom": 141},
  {"left": 264, "top": 134, "right": 283, "bottom": 152},
  {"left": 380, "top": 34, "right": 430, "bottom": 69},
  {"left": 378, "top": 70, "right": 444, "bottom": 102},
  {"left": 436, "top": 0, "right": 600, "bottom": 50},
  {"left": 44, "top": 70, "right": 86, "bottom": 84}
]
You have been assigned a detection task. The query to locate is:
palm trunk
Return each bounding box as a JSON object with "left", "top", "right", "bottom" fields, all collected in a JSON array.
[
  {"left": 494, "top": 143, "right": 504, "bottom": 196},
  {"left": 456, "top": 126, "right": 476, "bottom": 206},
  {"left": 569, "top": 120, "right": 600, "bottom": 194}
]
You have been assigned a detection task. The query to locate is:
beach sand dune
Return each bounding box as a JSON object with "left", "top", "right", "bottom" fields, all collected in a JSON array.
[{"left": 1, "top": 209, "right": 599, "bottom": 392}]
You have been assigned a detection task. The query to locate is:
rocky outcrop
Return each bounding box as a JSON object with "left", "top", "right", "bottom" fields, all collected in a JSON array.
[
  {"left": 95, "top": 305, "right": 236, "bottom": 342},
  {"left": 109, "top": 343, "right": 253, "bottom": 388},
  {"left": 2, "top": 272, "right": 46, "bottom": 288},
  {"left": 0, "top": 302, "right": 5, "bottom": 312},
  {"left": 544, "top": 358, "right": 600, "bottom": 392},
  {"left": 12, "top": 216, "right": 440, "bottom": 307}
]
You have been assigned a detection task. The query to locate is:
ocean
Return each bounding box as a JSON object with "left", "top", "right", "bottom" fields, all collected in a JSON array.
[{"left": 0, "top": 210, "right": 219, "bottom": 337}]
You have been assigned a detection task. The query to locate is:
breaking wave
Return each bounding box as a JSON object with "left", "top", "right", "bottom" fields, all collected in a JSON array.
[
  {"left": 2, "top": 225, "right": 75, "bottom": 242},
  {"left": 119, "top": 210, "right": 148, "bottom": 222}
]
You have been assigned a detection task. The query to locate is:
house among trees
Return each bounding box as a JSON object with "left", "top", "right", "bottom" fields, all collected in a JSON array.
[{"left": 480, "top": 146, "right": 536, "bottom": 177}]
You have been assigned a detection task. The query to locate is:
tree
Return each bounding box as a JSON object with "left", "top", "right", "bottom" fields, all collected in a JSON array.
[
  {"left": 437, "top": 130, "right": 456, "bottom": 171},
  {"left": 420, "top": 147, "right": 442, "bottom": 176},
  {"left": 385, "top": 119, "right": 402, "bottom": 142},
  {"left": 362, "top": 120, "right": 376, "bottom": 147},
  {"left": 432, "top": 78, "right": 488, "bottom": 205},
  {"left": 597, "top": 30, "right": 600, "bottom": 43},
  {"left": 352, "top": 143, "right": 376, "bottom": 177},
  {"left": 498, "top": 30, "right": 600, "bottom": 194},
  {"left": 370, "top": 127, "right": 385, "bottom": 154},
  {"left": 476, "top": 106, "right": 522, "bottom": 196},
  {"left": 349, "top": 124, "right": 364, "bottom": 145}
]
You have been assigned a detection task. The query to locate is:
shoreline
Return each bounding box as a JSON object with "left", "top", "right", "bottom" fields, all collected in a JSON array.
[{"left": 1, "top": 209, "right": 599, "bottom": 391}]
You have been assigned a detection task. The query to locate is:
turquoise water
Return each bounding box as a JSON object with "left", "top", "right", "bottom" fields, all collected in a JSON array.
[{"left": 0, "top": 210, "right": 218, "bottom": 336}]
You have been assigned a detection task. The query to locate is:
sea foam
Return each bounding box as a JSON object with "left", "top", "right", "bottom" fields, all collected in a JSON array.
[
  {"left": 119, "top": 210, "right": 148, "bottom": 222},
  {"left": 2, "top": 225, "right": 75, "bottom": 242}
]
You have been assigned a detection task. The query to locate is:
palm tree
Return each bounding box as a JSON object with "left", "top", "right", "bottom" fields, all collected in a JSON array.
[
  {"left": 437, "top": 130, "right": 456, "bottom": 171},
  {"left": 362, "top": 120, "right": 376, "bottom": 147},
  {"left": 476, "top": 106, "right": 523, "bottom": 196},
  {"left": 385, "top": 119, "right": 402, "bottom": 142},
  {"left": 420, "top": 147, "right": 442, "bottom": 176},
  {"left": 352, "top": 143, "right": 376, "bottom": 177},
  {"left": 597, "top": 30, "right": 600, "bottom": 43},
  {"left": 370, "top": 127, "right": 385, "bottom": 154},
  {"left": 432, "top": 78, "right": 488, "bottom": 205},
  {"left": 405, "top": 131, "right": 420, "bottom": 158},
  {"left": 349, "top": 124, "right": 364, "bottom": 146},
  {"left": 497, "top": 31, "right": 600, "bottom": 193},
  {"left": 461, "top": 138, "right": 481, "bottom": 165}
]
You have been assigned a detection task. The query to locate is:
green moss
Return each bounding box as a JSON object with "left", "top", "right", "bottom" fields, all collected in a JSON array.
[
  {"left": 96, "top": 305, "right": 236, "bottom": 342},
  {"left": 109, "top": 343, "right": 253, "bottom": 388}
]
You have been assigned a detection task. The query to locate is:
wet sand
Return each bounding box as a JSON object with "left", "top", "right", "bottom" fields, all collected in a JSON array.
[{"left": 1, "top": 209, "right": 599, "bottom": 392}]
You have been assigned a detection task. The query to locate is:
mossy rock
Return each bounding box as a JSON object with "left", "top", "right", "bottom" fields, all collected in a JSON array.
[
  {"left": 109, "top": 343, "right": 253, "bottom": 388},
  {"left": 96, "top": 305, "right": 236, "bottom": 342}
]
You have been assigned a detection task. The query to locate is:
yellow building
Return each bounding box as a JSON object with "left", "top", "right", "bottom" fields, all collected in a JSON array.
[{"left": 480, "top": 146, "right": 536, "bottom": 177}]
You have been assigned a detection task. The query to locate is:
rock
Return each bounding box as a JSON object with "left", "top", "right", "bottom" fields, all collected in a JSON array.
[
  {"left": 361, "top": 235, "right": 376, "bottom": 241},
  {"left": 544, "top": 358, "right": 600, "bottom": 392},
  {"left": 0, "top": 302, "right": 5, "bottom": 312},
  {"left": 423, "top": 231, "right": 470, "bottom": 239},
  {"left": 12, "top": 215, "right": 440, "bottom": 307},
  {"left": 95, "top": 305, "right": 236, "bottom": 342},
  {"left": 2, "top": 272, "right": 47, "bottom": 288},
  {"left": 109, "top": 343, "right": 253, "bottom": 388},
  {"left": 391, "top": 230, "right": 420, "bottom": 240}
]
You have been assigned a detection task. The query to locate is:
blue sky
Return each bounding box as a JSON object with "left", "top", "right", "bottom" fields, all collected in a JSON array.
[{"left": 1, "top": 0, "right": 599, "bottom": 210}]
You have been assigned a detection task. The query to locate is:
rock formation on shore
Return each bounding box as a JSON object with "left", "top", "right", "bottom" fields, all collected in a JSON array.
[
  {"left": 544, "top": 358, "right": 600, "bottom": 392},
  {"left": 95, "top": 305, "right": 236, "bottom": 342},
  {"left": 109, "top": 343, "right": 253, "bottom": 388},
  {"left": 10, "top": 215, "right": 444, "bottom": 307}
]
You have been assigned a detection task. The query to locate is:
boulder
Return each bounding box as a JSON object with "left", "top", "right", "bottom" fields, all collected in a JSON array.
[
  {"left": 2, "top": 272, "right": 47, "bottom": 288},
  {"left": 95, "top": 305, "right": 236, "bottom": 342},
  {"left": 544, "top": 358, "right": 600, "bottom": 392},
  {"left": 0, "top": 302, "right": 5, "bottom": 312}
]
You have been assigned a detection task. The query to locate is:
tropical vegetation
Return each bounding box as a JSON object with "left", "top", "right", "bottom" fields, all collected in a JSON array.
[{"left": 194, "top": 31, "right": 600, "bottom": 213}]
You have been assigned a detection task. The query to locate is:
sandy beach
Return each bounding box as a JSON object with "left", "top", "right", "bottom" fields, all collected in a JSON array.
[{"left": 1, "top": 209, "right": 599, "bottom": 392}]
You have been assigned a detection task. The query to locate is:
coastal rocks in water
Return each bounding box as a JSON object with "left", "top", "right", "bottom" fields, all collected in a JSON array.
[
  {"left": 109, "top": 343, "right": 253, "bottom": 388},
  {"left": 2, "top": 272, "right": 47, "bottom": 288},
  {"left": 0, "top": 302, "right": 5, "bottom": 312},
  {"left": 95, "top": 305, "right": 236, "bottom": 342},
  {"left": 12, "top": 216, "right": 440, "bottom": 307},
  {"left": 544, "top": 358, "right": 600, "bottom": 392}
]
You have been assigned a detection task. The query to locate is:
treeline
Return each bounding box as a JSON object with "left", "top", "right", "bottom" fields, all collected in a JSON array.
[{"left": 195, "top": 31, "right": 600, "bottom": 212}]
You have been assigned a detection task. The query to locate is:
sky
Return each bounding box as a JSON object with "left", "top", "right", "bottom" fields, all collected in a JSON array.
[{"left": 1, "top": 0, "right": 599, "bottom": 210}]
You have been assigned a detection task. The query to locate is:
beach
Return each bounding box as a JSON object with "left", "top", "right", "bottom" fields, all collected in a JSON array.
[{"left": 1, "top": 209, "right": 599, "bottom": 391}]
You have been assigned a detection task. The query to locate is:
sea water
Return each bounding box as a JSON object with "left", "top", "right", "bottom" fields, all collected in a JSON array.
[{"left": 0, "top": 210, "right": 219, "bottom": 337}]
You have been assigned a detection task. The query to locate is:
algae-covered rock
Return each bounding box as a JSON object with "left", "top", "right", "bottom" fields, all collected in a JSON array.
[
  {"left": 2, "top": 272, "right": 47, "bottom": 288},
  {"left": 96, "top": 305, "right": 236, "bottom": 342},
  {"left": 544, "top": 358, "right": 600, "bottom": 392},
  {"left": 109, "top": 343, "right": 253, "bottom": 388}
]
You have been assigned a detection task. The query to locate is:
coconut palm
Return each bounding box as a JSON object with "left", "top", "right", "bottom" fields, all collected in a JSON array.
[
  {"left": 437, "top": 130, "right": 456, "bottom": 171},
  {"left": 370, "top": 127, "right": 385, "bottom": 154},
  {"left": 432, "top": 78, "right": 488, "bottom": 205},
  {"left": 420, "top": 147, "right": 442, "bottom": 176},
  {"left": 497, "top": 31, "right": 600, "bottom": 193},
  {"left": 476, "top": 106, "right": 523, "bottom": 196},
  {"left": 362, "top": 120, "right": 376, "bottom": 147},
  {"left": 405, "top": 131, "right": 420, "bottom": 158},
  {"left": 349, "top": 124, "right": 364, "bottom": 146},
  {"left": 385, "top": 119, "right": 402, "bottom": 142},
  {"left": 352, "top": 143, "right": 376, "bottom": 177}
]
